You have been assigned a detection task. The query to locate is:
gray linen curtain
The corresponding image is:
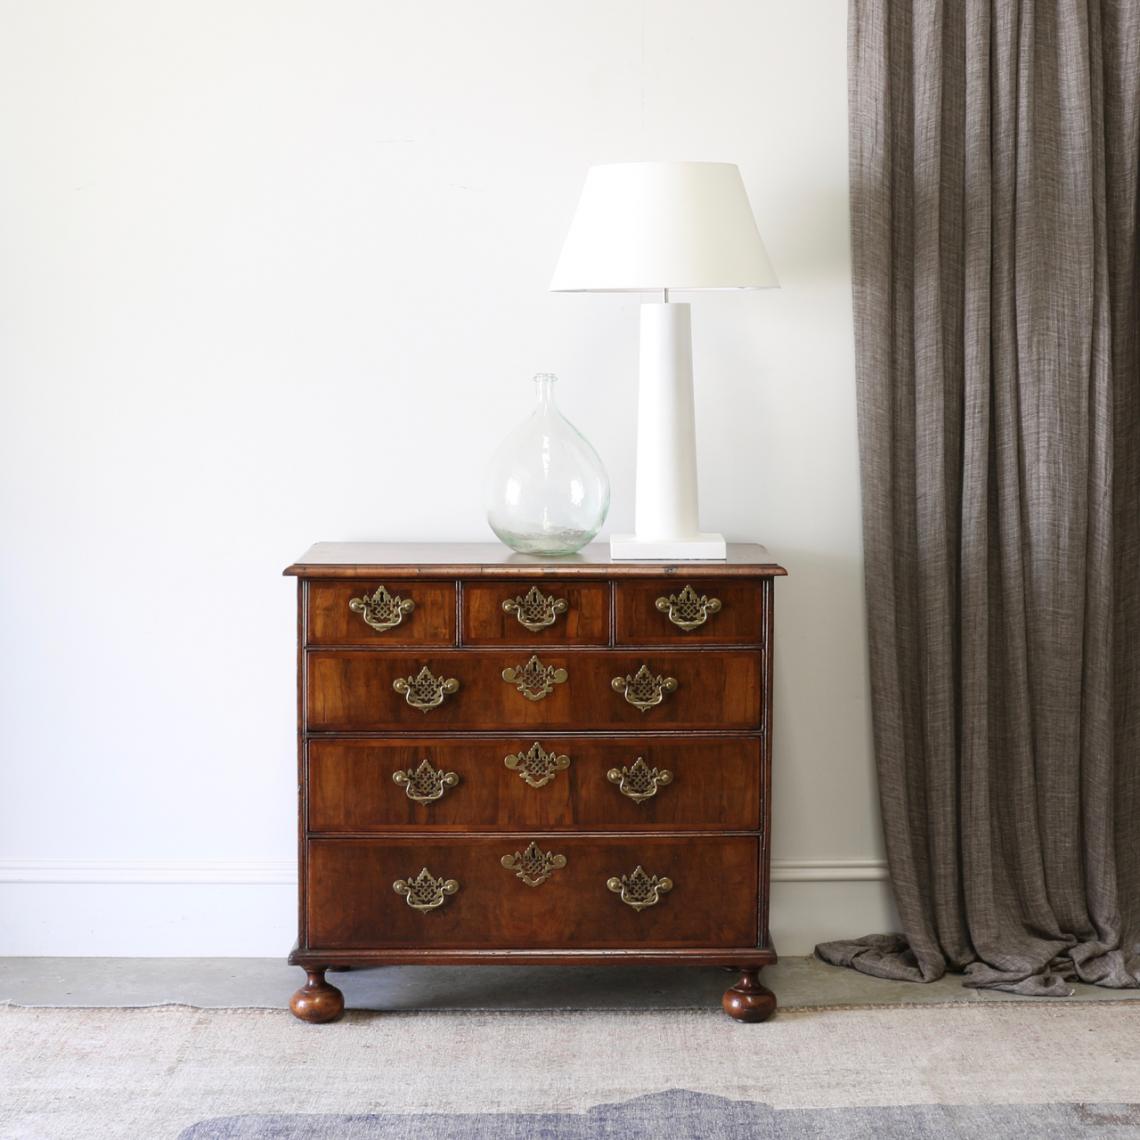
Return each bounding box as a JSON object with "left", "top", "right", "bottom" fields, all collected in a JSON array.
[{"left": 818, "top": 0, "right": 1140, "bottom": 995}]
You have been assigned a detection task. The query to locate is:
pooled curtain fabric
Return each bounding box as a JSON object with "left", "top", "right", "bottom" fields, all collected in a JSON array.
[{"left": 819, "top": 0, "right": 1140, "bottom": 994}]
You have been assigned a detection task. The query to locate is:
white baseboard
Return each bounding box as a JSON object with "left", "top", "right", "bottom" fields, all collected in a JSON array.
[
  {"left": 0, "top": 856, "right": 888, "bottom": 886},
  {"left": 0, "top": 858, "right": 297, "bottom": 885},
  {"left": 0, "top": 857, "right": 893, "bottom": 957},
  {"left": 771, "top": 859, "right": 888, "bottom": 882}
]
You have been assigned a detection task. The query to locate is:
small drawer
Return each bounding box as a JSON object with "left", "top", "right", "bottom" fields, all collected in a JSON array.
[
  {"left": 306, "top": 836, "right": 758, "bottom": 949},
  {"left": 615, "top": 579, "right": 764, "bottom": 645},
  {"left": 462, "top": 579, "right": 609, "bottom": 645},
  {"left": 304, "top": 649, "right": 762, "bottom": 732},
  {"left": 307, "top": 736, "right": 761, "bottom": 833},
  {"left": 307, "top": 580, "right": 455, "bottom": 646}
]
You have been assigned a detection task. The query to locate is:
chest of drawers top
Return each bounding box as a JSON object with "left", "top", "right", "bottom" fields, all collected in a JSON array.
[{"left": 285, "top": 541, "right": 785, "bottom": 579}]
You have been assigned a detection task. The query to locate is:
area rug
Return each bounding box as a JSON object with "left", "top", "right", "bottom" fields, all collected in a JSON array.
[
  {"left": 180, "top": 1094, "right": 1140, "bottom": 1138},
  {"left": 1, "top": 1003, "right": 1137, "bottom": 1139}
]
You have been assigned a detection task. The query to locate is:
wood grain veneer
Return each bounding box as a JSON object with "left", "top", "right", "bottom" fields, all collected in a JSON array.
[
  {"left": 614, "top": 579, "right": 765, "bottom": 645},
  {"left": 462, "top": 579, "right": 610, "bottom": 645},
  {"left": 306, "top": 736, "right": 762, "bottom": 832},
  {"left": 307, "top": 580, "right": 456, "bottom": 646},
  {"left": 305, "top": 649, "right": 763, "bottom": 732},
  {"left": 307, "top": 835, "right": 759, "bottom": 949}
]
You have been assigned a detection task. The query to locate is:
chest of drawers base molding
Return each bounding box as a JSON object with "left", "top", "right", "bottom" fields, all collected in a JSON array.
[{"left": 285, "top": 542, "right": 786, "bottom": 1024}]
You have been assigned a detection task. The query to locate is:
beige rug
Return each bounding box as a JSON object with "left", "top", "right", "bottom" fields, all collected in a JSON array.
[{"left": 1, "top": 1002, "right": 1138, "bottom": 1139}]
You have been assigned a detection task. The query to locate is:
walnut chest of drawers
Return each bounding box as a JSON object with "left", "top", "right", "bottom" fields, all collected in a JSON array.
[{"left": 284, "top": 542, "right": 786, "bottom": 1022}]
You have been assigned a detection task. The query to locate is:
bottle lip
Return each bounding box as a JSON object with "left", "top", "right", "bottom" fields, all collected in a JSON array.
[{"left": 532, "top": 372, "right": 558, "bottom": 383}]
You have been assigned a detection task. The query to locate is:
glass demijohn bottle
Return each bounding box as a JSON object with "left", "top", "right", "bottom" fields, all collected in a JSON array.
[{"left": 485, "top": 373, "right": 610, "bottom": 556}]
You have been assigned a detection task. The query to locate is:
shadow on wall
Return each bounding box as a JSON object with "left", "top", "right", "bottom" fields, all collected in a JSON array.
[{"left": 763, "top": 544, "right": 884, "bottom": 869}]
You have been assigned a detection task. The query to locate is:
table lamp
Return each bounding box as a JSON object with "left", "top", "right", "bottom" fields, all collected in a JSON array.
[{"left": 550, "top": 161, "right": 777, "bottom": 559}]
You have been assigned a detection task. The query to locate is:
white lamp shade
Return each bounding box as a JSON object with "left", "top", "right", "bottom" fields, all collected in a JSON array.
[{"left": 549, "top": 161, "right": 778, "bottom": 292}]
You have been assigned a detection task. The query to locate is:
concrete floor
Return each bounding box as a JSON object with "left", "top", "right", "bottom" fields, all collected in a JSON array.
[{"left": 1, "top": 956, "right": 1136, "bottom": 1011}]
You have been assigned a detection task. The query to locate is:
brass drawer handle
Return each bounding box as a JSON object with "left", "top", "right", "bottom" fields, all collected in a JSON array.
[
  {"left": 655, "top": 584, "right": 721, "bottom": 632},
  {"left": 607, "top": 865, "right": 673, "bottom": 911},
  {"left": 349, "top": 584, "right": 415, "bottom": 632},
  {"left": 502, "top": 585, "right": 568, "bottom": 632},
  {"left": 502, "top": 654, "right": 568, "bottom": 702},
  {"left": 504, "top": 741, "right": 571, "bottom": 788},
  {"left": 393, "top": 759, "right": 459, "bottom": 804},
  {"left": 501, "top": 841, "right": 567, "bottom": 887},
  {"left": 393, "top": 867, "right": 459, "bottom": 912},
  {"left": 612, "top": 664, "right": 678, "bottom": 712},
  {"left": 607, "top": 757, "right": 673, "bottom": 803},
  {"left": 393, "top": 666, "right": 460, "bottom": 712}
]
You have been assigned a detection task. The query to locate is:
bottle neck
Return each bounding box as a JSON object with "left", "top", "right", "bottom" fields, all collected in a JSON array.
[{"left": 532, "top": 373, "right": 558, "bottom": 409}]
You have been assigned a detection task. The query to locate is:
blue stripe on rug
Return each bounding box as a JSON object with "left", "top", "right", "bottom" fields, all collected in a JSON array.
[{"left": 179, "top": 1089, "right": 1140, "bottom": 1138}]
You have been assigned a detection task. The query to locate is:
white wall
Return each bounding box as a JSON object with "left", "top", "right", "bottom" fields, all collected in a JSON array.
[{"left": 0, "top": 0, "right": 891, "bottom": 956}]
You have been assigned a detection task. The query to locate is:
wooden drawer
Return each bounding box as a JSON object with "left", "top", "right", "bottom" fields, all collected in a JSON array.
[
  {"left": 307, "top": 580, "right": 455, "bottom": 646},
  {"left": 615, "top": 579, "right": 764, "bottom": 645},
  {"left": 305, "top": 649, "right": 762, "bottom": 732},
  {"left": 307, "top": 736, "right": 761, "bottom": 832},
  {"left": 306, "top": 836, "right": 758, "bottom": 949},
  {"left": 461, "top": 579, "right": 609, "bottom": 646}
]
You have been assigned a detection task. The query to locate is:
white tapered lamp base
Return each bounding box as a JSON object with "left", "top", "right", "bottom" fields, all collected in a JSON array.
[{"left": 610, "top": 301, "right": 726, "bottom": 561}]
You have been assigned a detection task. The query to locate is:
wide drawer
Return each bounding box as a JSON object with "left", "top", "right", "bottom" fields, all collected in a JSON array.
[
  {"left": 307, "top": 736, "right": 761, "bottom": 832},
  {"left": 306, "top": 836, "right": 758, "bottom": 949},
  {"left": 615, "top": 579, "right": 764, "bottom": 645},
  {"left": 305, "top": 650, "right": 762, "bottom": 731},
  {"left": 307, "top": 580, "right": 456, "bottom": 646},
  {"left": 461, "top": 579, "right": 609, "bottom": 646}
]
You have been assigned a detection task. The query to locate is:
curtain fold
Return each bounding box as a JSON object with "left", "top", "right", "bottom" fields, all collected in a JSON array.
[{"left": 822, "top": 0, "right": 1140, "bottom": 995}]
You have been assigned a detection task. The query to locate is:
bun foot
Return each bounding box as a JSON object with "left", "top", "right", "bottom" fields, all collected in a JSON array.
[
  {"left": 290, "top": 968, "right": 345, "bottom": 1023},
  {"left": 722, "top": 968, "right": 776, "bottom": 1023}
]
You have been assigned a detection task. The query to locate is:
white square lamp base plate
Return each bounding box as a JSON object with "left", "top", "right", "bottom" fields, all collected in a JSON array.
[{"left": 609, "top": 533, "right": 727, "bottom": 561}]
